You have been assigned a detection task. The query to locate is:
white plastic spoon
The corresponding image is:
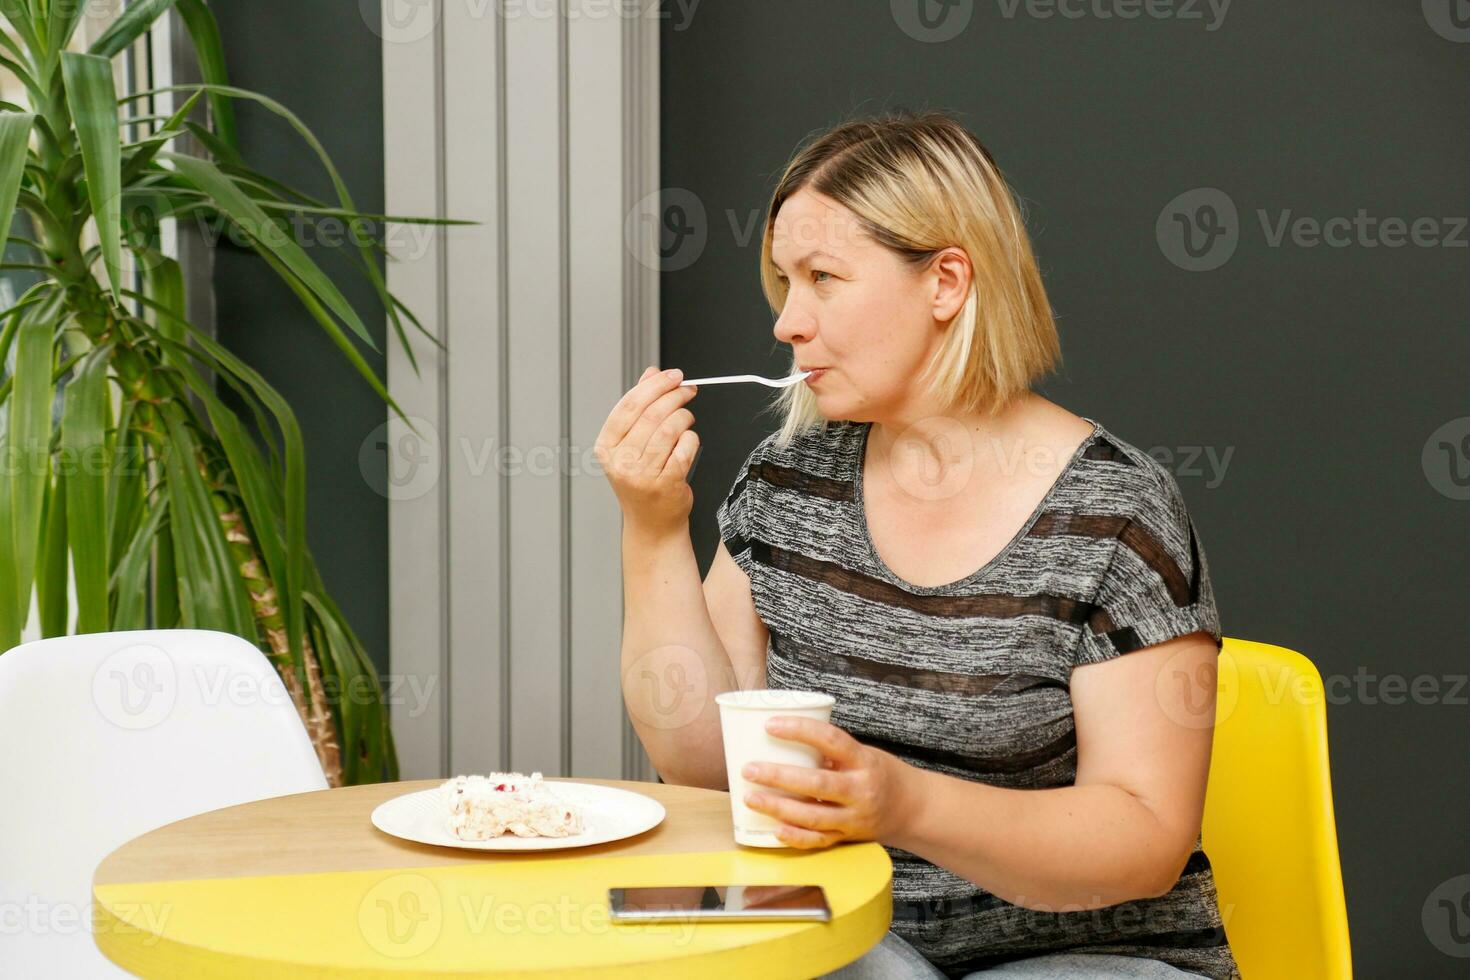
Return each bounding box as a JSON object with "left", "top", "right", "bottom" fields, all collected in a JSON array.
[{"left": 677, "top": 370, "right": 811, "bottom": 388}]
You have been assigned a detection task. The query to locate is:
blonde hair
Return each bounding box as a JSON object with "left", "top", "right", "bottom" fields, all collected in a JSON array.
[{"left": 758, "top": 109, "right": 1062, "bottom": 447}]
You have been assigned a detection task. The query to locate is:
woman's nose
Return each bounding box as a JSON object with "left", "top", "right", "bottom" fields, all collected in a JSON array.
[{"left": 772, "top": 312, "right": 812, "bottom": 345}]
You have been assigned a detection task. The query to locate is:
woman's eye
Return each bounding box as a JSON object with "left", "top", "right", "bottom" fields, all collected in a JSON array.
[{"left": 774, "top": 270, "right": 832, "bottom": 286}]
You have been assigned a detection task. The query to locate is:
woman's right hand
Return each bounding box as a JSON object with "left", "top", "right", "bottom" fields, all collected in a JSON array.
[{"left": 594, "top": 366, "right": 700, "bottom": 537}]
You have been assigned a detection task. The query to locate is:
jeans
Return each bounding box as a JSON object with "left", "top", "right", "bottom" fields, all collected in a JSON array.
[{"left": 819, "top": 930, "right": 1203, "bottom": 979}]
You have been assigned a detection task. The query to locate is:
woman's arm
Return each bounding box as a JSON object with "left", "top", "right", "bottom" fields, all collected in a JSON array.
[
  {"left": 742, "top": 631, "right": 1218, "bottom": 911},
  {"left": 620, "top": 530, "right": 767, "bottom": 790},
  {"left": 596, "top": 366, "right": 724, "bottom": 788},
  {"left": 597, "top": 366, "right": 771, "bottom": 790}
]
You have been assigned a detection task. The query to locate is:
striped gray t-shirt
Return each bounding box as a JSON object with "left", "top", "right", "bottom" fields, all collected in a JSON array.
[{"left": 715, "top": 417, "right": 1239, "bottom": 979}]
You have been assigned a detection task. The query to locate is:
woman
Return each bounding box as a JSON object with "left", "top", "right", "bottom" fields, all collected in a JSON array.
[{"left": 596, "top": 111, "right": 1240, "bottom": 979}]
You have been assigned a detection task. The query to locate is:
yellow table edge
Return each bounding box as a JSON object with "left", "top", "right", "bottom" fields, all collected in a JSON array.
[{"left": 93, "top": 846, "right": 894, "bottom": 979}]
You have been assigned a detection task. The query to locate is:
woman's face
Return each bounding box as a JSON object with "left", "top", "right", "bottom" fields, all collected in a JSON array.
[{"left": 770, "top": 188, "right": 970, "bottom": 424}]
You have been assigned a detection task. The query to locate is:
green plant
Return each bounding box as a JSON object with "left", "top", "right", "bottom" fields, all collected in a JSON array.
[{"left": 0, "top": 1, "right": 450, "bottom": 785}]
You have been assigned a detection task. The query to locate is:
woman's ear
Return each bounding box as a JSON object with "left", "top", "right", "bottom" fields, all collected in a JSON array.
[{"left": 929, "top": 247, "right": 973, "bottom": 324}]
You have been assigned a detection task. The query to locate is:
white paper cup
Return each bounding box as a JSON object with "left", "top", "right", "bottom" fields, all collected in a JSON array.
[{"left": 715, "top": 689, "right": 836, "bottom": 848}]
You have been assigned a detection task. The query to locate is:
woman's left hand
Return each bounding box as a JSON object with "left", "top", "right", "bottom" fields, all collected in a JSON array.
[{"left": 740, "top": 715, "right": 918, "bottom": 849}]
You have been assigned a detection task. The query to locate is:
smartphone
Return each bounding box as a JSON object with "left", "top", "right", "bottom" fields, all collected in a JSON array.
[{"left": 608, "top": 884, "right": 832, "bottom": 923}]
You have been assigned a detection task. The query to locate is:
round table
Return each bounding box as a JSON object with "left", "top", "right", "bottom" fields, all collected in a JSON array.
[{"left": 92, "top": 777, "right": 893, "bottom": 978}]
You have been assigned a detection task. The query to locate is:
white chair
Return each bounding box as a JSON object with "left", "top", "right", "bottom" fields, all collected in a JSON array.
[{"left": 0, "top": 628, "right": 329, "bottom": 977}]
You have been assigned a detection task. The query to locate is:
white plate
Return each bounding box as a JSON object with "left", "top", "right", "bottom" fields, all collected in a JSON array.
[{"left": 370, "top": 781, "right": 667, "bottom": 851}]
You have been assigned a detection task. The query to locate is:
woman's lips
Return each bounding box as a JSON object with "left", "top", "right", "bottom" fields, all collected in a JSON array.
[{"left": 802, "top": 368, "right": 828, "bottom": 384}]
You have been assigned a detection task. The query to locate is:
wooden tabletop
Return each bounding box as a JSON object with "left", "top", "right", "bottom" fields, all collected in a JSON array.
[{"left": 93, "top": 777, "right": 893, "bottom": 978}]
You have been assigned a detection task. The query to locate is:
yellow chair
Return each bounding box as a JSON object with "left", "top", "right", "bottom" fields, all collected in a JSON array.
[{"left": 1202, "top": 638, "right": 1353, "bottom": 978}]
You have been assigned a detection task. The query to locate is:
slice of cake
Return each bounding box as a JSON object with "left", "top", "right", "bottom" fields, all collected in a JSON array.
[{"left": 441, "top": 771, "right": 586, "bottom": 840}]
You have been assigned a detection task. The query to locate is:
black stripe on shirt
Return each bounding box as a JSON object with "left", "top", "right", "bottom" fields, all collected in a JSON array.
[
  {"left": 752, "top": 540, "right": 1099, "bottom": 624},
  {"left": 770, "top": 630, "right": 1066, "bottom": 698},
  {"left": 855, "top": 725, "right": 1077, "bottom": 775}
]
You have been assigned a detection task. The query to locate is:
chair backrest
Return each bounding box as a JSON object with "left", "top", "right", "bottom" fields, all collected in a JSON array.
[
  {"left": 0, "top": 628, "right": 328, "bottom": 976},
  {"left": 1202, "top": 637, "right": 1353, "bottom": 979}
]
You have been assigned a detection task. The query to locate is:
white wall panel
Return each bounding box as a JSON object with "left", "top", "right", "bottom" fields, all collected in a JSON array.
[{"left": 383, "top": 0, "right": 659, "bottom": 781}]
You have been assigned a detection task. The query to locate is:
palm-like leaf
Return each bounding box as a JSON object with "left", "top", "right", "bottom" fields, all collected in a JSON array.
[
  {"left": 3, "top": 296, "right": 58, "bottom": 640},
  {"left": 0, "top": 111, "right": 32, "bottom": 253},
  {"left": 60, "top": 344, "right": 111, "bottom": 632},
  {"left": 0, "top": 2, "right": 464, "bottom": 785},
  {"left": 62, "top": 52, "right": 123, "bottom": 303}
]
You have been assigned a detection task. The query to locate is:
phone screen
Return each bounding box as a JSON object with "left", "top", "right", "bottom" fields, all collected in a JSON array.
[{"left": 608, "top": 884, "right": 832, "bottom": 922}]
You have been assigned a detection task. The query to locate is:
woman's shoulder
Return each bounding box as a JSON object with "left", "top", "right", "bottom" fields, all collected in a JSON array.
[
  {"left": 1076, "top": 420, "right": 1202, "bottom": 538},
  {"left": 1083, "top": 421, "right": 1174, "bottom": 486},
  {"left": 746, "top": 419, "right": 865, "bottom": 478},
  {"left": 717, "top": 420, "right": 863, "bottom": 561}
]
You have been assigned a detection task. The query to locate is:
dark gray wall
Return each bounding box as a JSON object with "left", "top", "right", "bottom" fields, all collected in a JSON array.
[
  {"left": 213, "top": 2, "right": 389, "bottom": 675},
  {"left": 662, "top": 2, "right": 1469, "bottom": 976}
]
